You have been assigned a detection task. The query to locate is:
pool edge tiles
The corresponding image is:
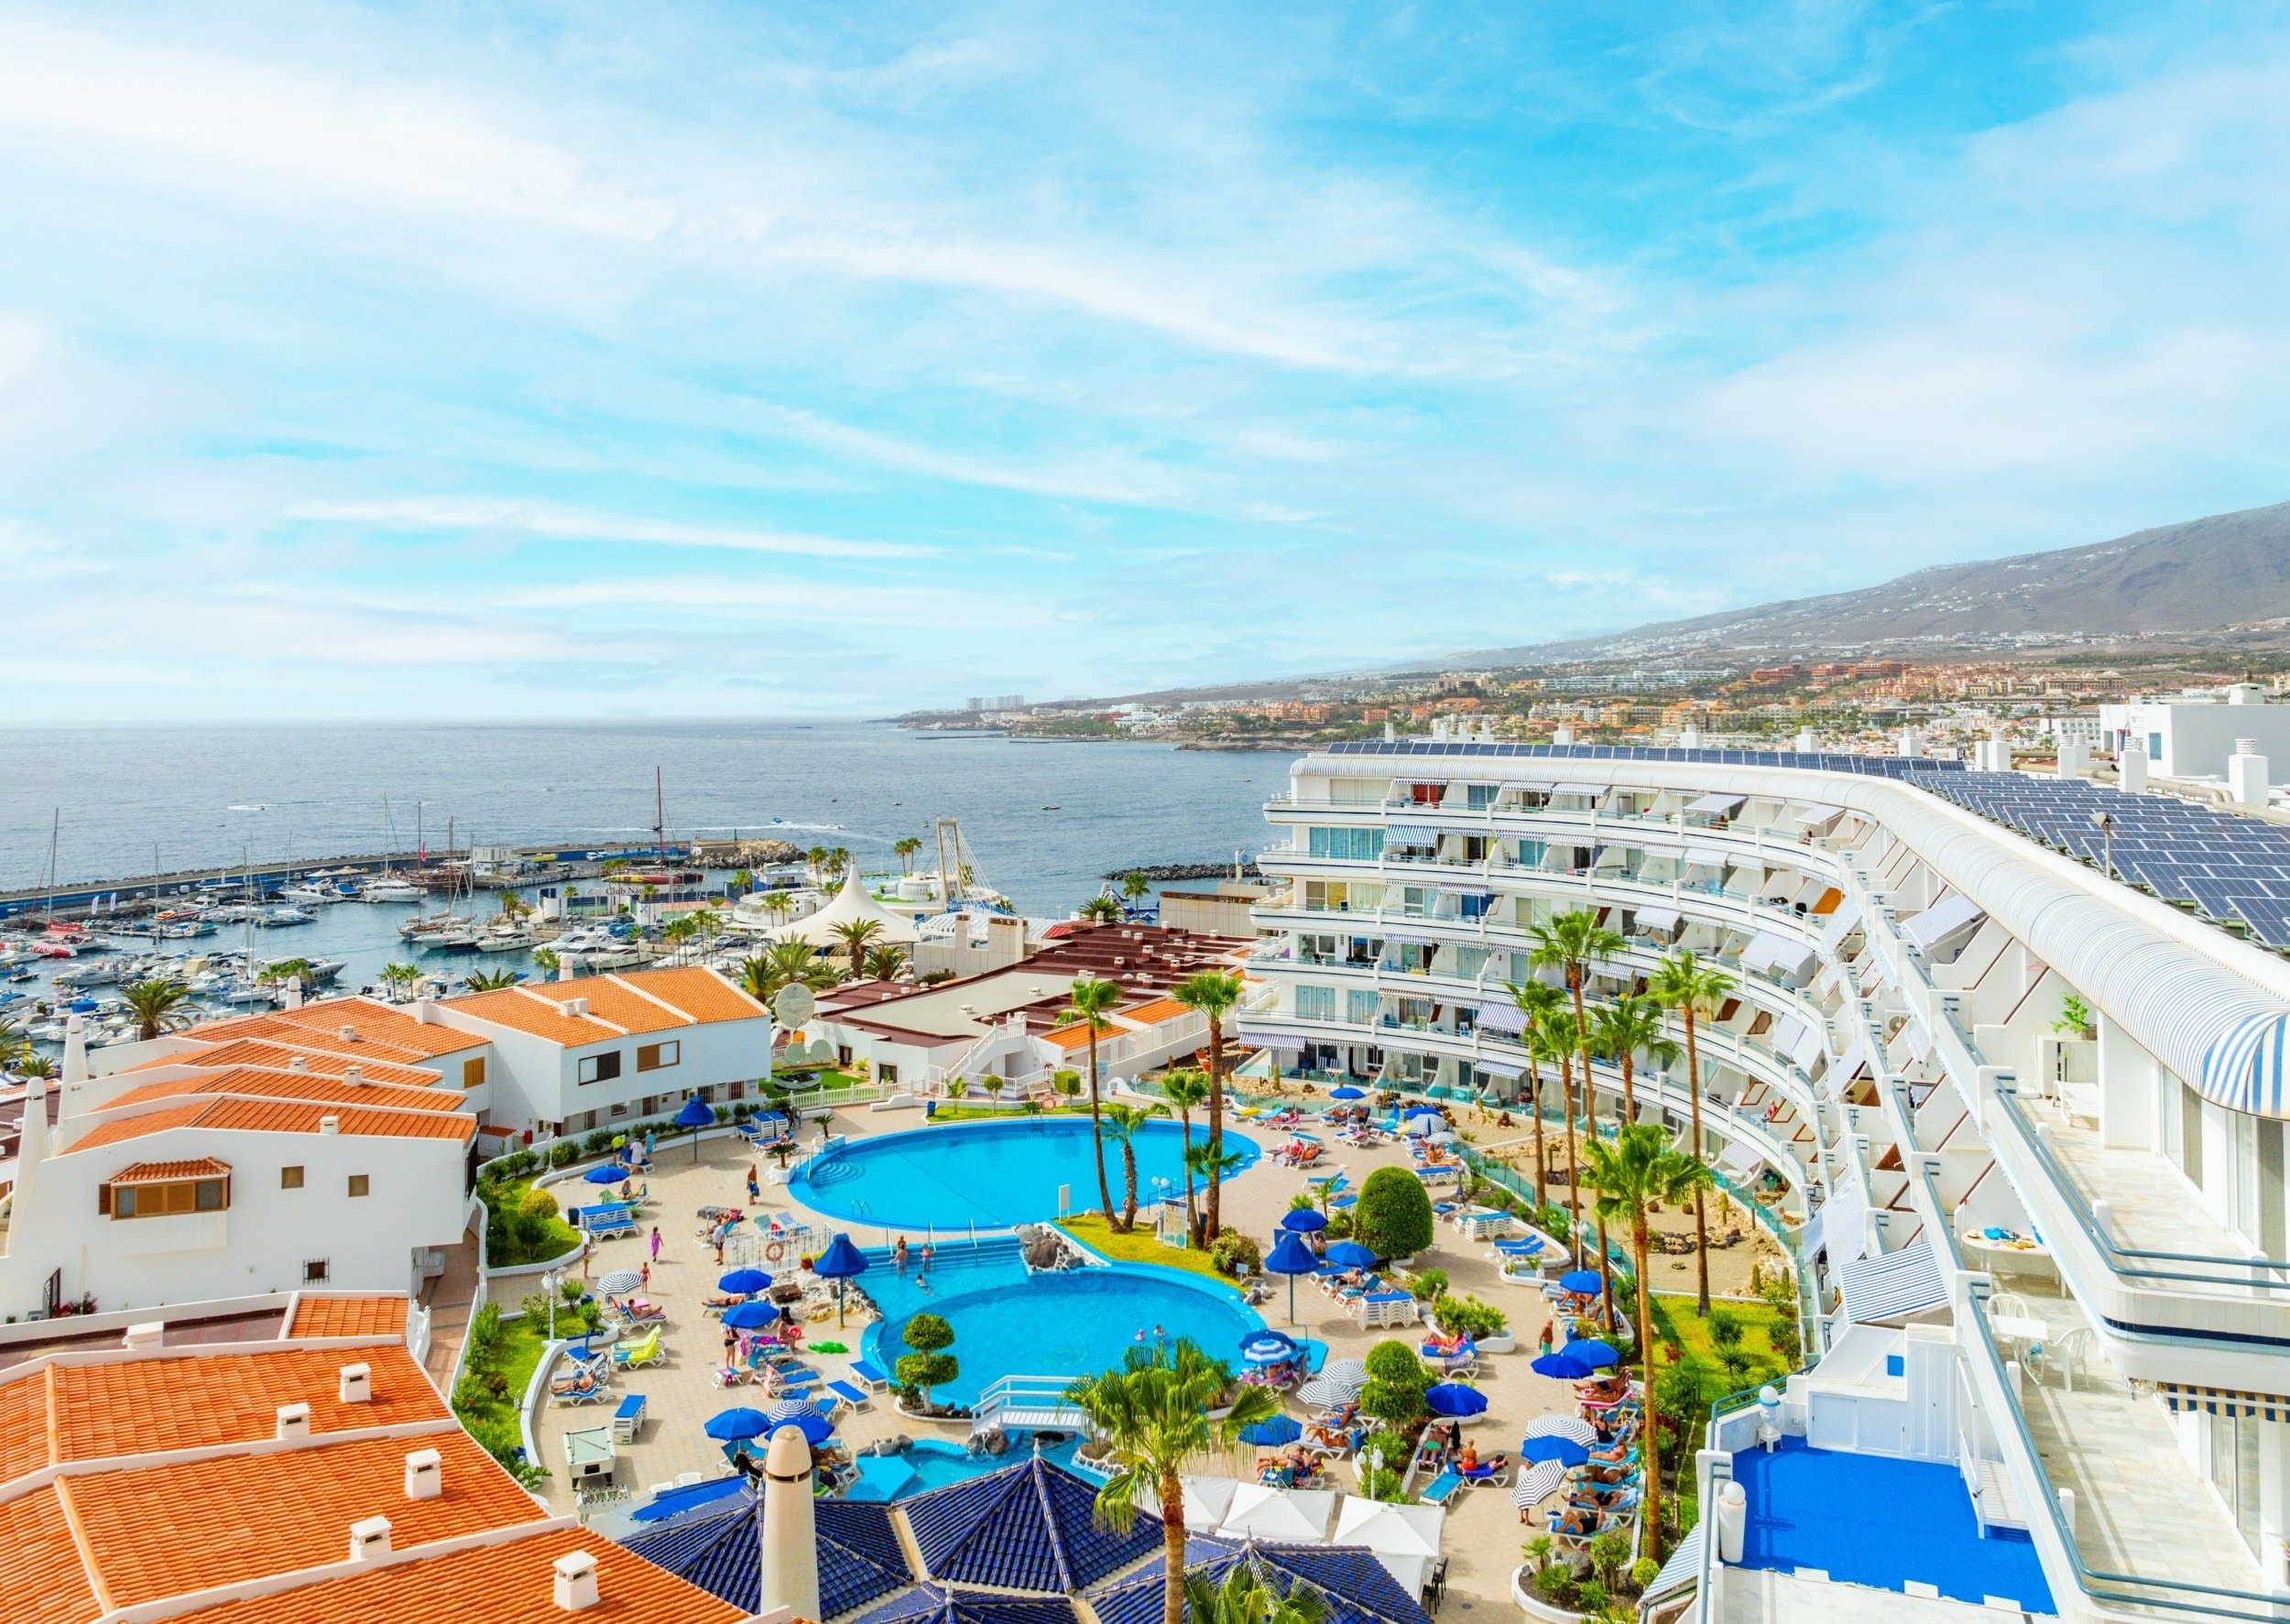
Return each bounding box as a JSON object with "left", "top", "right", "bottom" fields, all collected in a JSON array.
[{"left": 786, "top": 1113, "right": 1263, "bottom": 1232}]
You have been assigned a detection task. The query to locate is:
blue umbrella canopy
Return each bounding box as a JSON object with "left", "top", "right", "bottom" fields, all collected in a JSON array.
[
  {"left": 1323, "top": 1240, "right": 1377, "bottom": 1270},
  {"left": 1531, "top": 1340, "right": 1619, "bottom": 1379},
  {"left": 676, "top": 1096, "right": 716, "bottom": 1128},
  {"left": 1329, "top": 1085, "right": 1367, "bottom": 1100},
  {"left": 719, "top": 1268, "right": 774, "bottom": 1295},
  {"left": 1406, "top": 1106, "right": 1445, "bottom": 1120},
  {"left": 1239, "top": 1329, "right": 1298, "bottom": 1364},
  {"left": 704, "top": 1407, "right": 770, "bottom": 1441},
  {"left": 1278, "top": 1208, "right": 1328, "bottom": 1234},
  {"left": 1518, "top": 1434, "right": 1591, "bottom": 1467},
  {"left": 770, "top": 1410, "right": 835, "bottom": 1446},
  {"left": 812, "top": 1233, "right": 870, "bottom": 1278},
  {"left": 1237, "top": 1414, "right": 1303, "bottom": 1446},
  {"left": 1558, "top": 1270, "right": 1606, "bottom": 1295},
  {"left": 1565, "top": 1339, "right": 1620, "bottom": 1368},
  {"left": 1424, "top": 1383, "right": 1488, "bottom": 1418},
  {"left": 723, "top": 1300, "right": 780, "bottom": 1330},
  {"left": 583, "top": 1163, "right": 629, "bottom": 1184},
  {"left": 1263, "top": 1233, "right": 1320, "bottom": 1275}
]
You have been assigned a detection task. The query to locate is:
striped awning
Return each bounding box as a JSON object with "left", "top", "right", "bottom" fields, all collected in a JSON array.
[
  {"left": 1501, "top": 780, "right": 1557, "bottom": 794},
  {"left": 2200, "top": 1012, "right": 2290, "bottom": 1117},
  {"left": 1794, "top": 803, "right": 1844, "bottom": 827},
  {"left": 1642, "top": 1523, "right": 1705, "bottom": 1605},
  {"left": 1839, "top": 1237, "right": 1948, "bottom": 1324},
  {"left": 1685, "top": 792, "right": 1746, "bottom": 816},
  {"left": 2158, "top": 1383, "right": 2290, "bottom": 1422},
  {"left": 1632, "top": 907, "right": 1682, "bottom": 934},
  {"left": 1476, "top": 1000, "right": 1527, "bottom": 1035},
  {"left": 1476, "top": 1058, "right": 1525, "bottom": 1078},
  {"left": 1819, "top": 900, "right": 1862, "bottom": 954},
  {"left": 1903, "top": 893, "right": 1985, "bottom": 951},
  {"left": 1684, "top": 846, "right": 1728, "bottom": 870},
  {"left": 1385, "top": 823, "right": 1440, "bottom": 846},
  {"left": 1238, "top": 1028, "right": 1304, "bottom": 1052}
]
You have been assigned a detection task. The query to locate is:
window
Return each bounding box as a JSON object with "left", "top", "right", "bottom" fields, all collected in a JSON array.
[
  {"left": 638, "top": 1041, "right": 681, "bottom": 1073},
  {"left": 1307, "top": 826, "right": 1384, "bottom": 862},
  {"left": 1347, "top": 988, "right": 1379, "bottom": 1025},
  {"left": 577, "top": 1051, "right": 624, "bottom": 1085},
  {"left": 347, "top": 1174, "right": 370, "bottom": 1198},
  {"left": 608, "top": 1101, "right": 629, "bottom": 1118},
  {"left": 303, "top": 1259, "right": 331, "bottom": 1284},
  {"left": 2148, "top": 731, "right": 2165, "bottom": 761},
  {"left": 462, "top": 1056, "right": 486, "bottom": 1089},
  {"left": 1465, "top": 784, "right": 1499, "bottom": 810},
  {"left": 1295, "top": 985, "right": 1336, "bottom": 1022},
  {"left": 103, "top": 1175, "right": 230, "bottom": 1218},
  {"left": 280, "top": 1166, "right": 305, "bottom": 1190},
  {"left": 878, "top": 1063, "right": 899, "bottom": 1085}
]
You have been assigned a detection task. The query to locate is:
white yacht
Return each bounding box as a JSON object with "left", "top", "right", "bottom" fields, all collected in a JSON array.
[{"left": 362, "top": 875, "right": 424, "bottom": 903}]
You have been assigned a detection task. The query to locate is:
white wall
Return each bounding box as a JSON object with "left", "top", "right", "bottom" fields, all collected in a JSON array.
[
  {"left": 2099, "top": 702, "right": 2290, "bottom": 780},
  {"left": 428, "top": 1010, "right": 776, "bottom": 1136}
]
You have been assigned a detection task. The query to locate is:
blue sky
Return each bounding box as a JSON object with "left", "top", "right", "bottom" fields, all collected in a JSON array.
[{"left": 5, "top": 1, "right": 2287, "bottom": 720}]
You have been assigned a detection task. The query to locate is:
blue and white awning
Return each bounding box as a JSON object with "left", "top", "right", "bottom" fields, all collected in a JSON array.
[
  {"left": 1839, "top": 1237, "right": 1948, "bottom": 1324},
  {"left": 1476, "top": 1000, "right": 1527, "bottom": 1035},
  {"left": 2159, "top": 1383, "right": 2290, "bottom": 1422},
  {"left": 2200, "top": 1012, "right": 2290, "bottom": 1117},
  {"left": 1475, "top": 1058, "right": 1525, "bottom": 1078},
  {"left": 1385, "top": 823, "right": 1441, "bottom": 846}
]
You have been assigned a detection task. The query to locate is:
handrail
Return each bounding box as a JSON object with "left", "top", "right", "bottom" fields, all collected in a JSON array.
[
  {"left": 1963, "top": 1290, "right": 2283, "bottom": 1621},
  {"left": 1992, "top": 1086, "right": 2290, "bottom": 1292}
]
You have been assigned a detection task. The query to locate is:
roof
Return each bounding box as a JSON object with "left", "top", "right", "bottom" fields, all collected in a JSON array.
[
  {"left": 617, "top": 965, "right": 770, "bottom": 1024},
  {"left": 180, "top": 1000, "right": 485, "bottom": 1063},
  {"left": 65, "top": 1097, "right": 476, "bottom": 1153},
  {"left": 107, "top": 1068, "right": 466, "bottom": 1113},
  {"left": 104, "top": 1156, "right": 234, "bottom": 1183},
  {"left": 1118, "top": 997, "right": 1192, "bottom": 1027},
  {"left": 175, "top": 1530, "right": 747, "bottom": 1624},
  {"left": 1089, "top": 1537, "right": 1431, "bottom": 1624},
  {"left": 127, "top": 1039, "right": 444, "bottom": 1087},
  {"left": 622, "top": 1485, "right": 914, "bottom": 1619},
  {"left": 768, "top": 870, "right": 921, "bottom": 949},
  {"left": 903, "top": 1455, "right": 1160, "bottom": 1593},
  {"left": 287, "top": 1292, "right": 412, "bottom": 1340},
  {"left": 856, "top": 1586, "right": 1077, "bottom": 1624},
  {"left": 0, "top": 1488, "right": 102, "bottom": 1624},
  {"left": 443, "top": 967, "right": 767, "bottom": 1047},
  {"left": 1040, "top": 1021, "right": 1108, "bottom": 1052}
]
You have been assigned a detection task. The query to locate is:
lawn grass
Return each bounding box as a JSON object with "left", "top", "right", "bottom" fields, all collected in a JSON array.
[
  {"left": 1647, "top": 1291, "right": 1790, "bottom": 1411},
  {"left": 927, "top": 1103, "right": 1094, "bottom": 1122},
  {"left": 1055, "top": 1215, "right": 1242, "bottom": 1292}
]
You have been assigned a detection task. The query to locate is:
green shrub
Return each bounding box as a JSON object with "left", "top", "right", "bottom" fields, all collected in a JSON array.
[
  {"left": 1406, "top": 1267, "right": 1447, "bottom": 1302},
  {"left": 583, "top": 1129, "right": 616, "bottom": 1155},
  {"left": 1359, "top": 1337, "right": 1430, "bottom": 1429},
  {"left": 1630, "top": 1556, "right": 1662, "bottom": 1590},
  {"left": 467, "top": 1302, "right": 503, "bottom": 1363},
  {"left": 896, "top": 1313, "right": 959, "bottom": 1408},
  {"left": 548, "top": 1140, "right": 582, "bottom": 1167},
  {"left": 1209, "top": 1232, "right": 1261, "bottom": 1278},
  {"left": 1353, "top": 1166, "right": 1434, "bottom": 1259},
  {"left": 1430, "top": 1293, "right": 1507, "bottom": 1338}
]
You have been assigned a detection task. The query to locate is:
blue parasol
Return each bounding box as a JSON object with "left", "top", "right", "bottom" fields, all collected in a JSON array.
[
  {"left": 582, "top": 1162, "right": 628, "bottom": 1185},
  {"left": 703, "top": 1406, "right": 769, "bottom": 1441},
  {"left": 1424, "top": 1382, "right": 1488, "bottom": 1418},
  {"left": 1240, "top": 1328, "right": 1298, "bottom": 1364},
  {"left": 1263, "top": 1231, "right": 1320, "bottom": 1324},
  {"left": 1323, "top": 1240, "right": 1377, "bottom": 1270},
  {"left": 676, "top": 1095, "right": 714, "bottom": 1159},
  {"left": 1558, "top": 1270, "right": 1605, "bottom": 1296},
  {"left": 1518, "top": 1434, "right": 1591, "bottom": 1467},
  {"left": 811, "top": 1232, "right": 870, "bottom": 1325},
  {"left": 769, "top": 1409, "right": 835, "bottom": 1446},
  {"left": 719, "top": 1268, "right": 773, "bottom": 1295},
  {"left": 1279, "top": 1208, "right": 1328, "bottom": 1233},
  {"left": 723, "top": 1299, "right": 780, "bottom": 1330},
  {"left": 1238, "top": 1414, "right": 1303, "bottom": 1446},
  {"left": 1329, "top": 1085, "right": 1367, "bottom": 1100}
]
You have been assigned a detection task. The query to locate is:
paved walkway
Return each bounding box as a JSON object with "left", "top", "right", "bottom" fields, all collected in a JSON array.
[{"left": 420, "top": 1223, "right": 481, "bottom": 1392}]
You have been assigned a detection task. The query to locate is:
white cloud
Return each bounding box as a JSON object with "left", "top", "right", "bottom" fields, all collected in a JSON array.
[{"left": 291, "top": 496, "right": 932, "bottom": 561}]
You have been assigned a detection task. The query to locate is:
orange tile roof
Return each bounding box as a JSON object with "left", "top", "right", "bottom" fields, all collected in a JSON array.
[
  {"left": 1119, "top": 997, "right": 1192, "bottom": 1026},
  {"left": 181, "top": 1001, "right": 483, "bottom": 1063},
  {"left": 443, "top": 967, "right": 767, "bottom": 1046},
  {"left": 62, "top": 1429, "right": 545, "bottom": 1608},
  {"left": 528, "top": 975, "right": 688, "bottom": 1035},
  {"left": 0, "top": 1375, "right": 44, "bottom": 1483},
  {"left": 107, "top": 1069, "right": 463, "bottom": 1114},
  {"left": 287, "top": 1293, "right": 411, "bottom": 1340},
  {"left": 128, "top": 1039, "right": 443, "bottom": 1087},
  {"left": 106, "top": 1157, "right": 234, "bottom": 1183},
  {"left": 177, "top": 1527, "right": 746, "bottom": 1624},
  {"left": 0, "top": 1487, "right": 100, "bottom": 1624},
  {"left": 617, "top": 965, "right": 768, "bottom": 1024},
  {"left": 442, "top": 986, "right": 621, "bottom": 1044},
  {"left": 1041, "top": 1019, "right": 1109, "bottom": 1051},
  {"left": 66, "top": 1098, "right": 475, "bottom": 1153}
]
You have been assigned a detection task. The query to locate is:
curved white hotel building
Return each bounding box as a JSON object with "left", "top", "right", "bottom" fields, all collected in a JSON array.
[{"left": 1243, "top": 729, "right": 2290, "bottom": 1622}]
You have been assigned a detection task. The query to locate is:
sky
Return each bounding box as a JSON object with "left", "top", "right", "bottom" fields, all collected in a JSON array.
[{"left": 5, "top": 1, "right": 2288, "bottom": 721}]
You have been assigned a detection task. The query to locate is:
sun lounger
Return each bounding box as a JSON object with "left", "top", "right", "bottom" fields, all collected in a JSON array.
[
  {"left": 613, "top": 1392, "right": 646, "bottom": 1441},
  {"left": 1356, "top": 1292, "right": 1417, "bottom": 1328},
  {"left": 581, "top": 1202, "right": 636, "bottom": 1239},
  {"left": 825, "top": 1379, "right": 874, "bottom": 1411},
  {"left": 768, "top": 1366, "right": 823, "bottom": 1396},
  {"left": 1419, "top": 1469, "right": 1462, "bottom": 1506},
  {"left": 847, "top": 1358, "right": 889, "bottom": 1390},
  {"left": 551, "top": 1371, "right": 613, "bottom": 1405},
  {"left": 613, "top": 1329, "right": 664, "bottom": 1369}
]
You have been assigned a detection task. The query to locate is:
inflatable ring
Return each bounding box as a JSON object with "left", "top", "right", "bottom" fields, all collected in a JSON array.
[{"left": 765, "top": 1240, "right": 785, "bottom": 1262}]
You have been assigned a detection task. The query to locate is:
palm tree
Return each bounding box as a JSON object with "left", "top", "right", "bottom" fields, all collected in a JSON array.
[
  {"left": 379, "top": 961, "right": 421, "bottom": 998},
  {"left": 1531, "top": 909, "right": 1625, "bottom": 1315},
  {"left": 497, "top": 888, "right": 528, "bottom": 919},
  {"left": 1061, "top": 975, "right": 1124, "bottom": 1225},
  {"left": 1121, "top": 872, "right": 1151, "bottom": 914},
  {"left": 894, "top": 835, "right": 922, "bottom": 875},
  {"left": 1532, "top": 1016, "right": 1584, "bottom": 1248},
  {"left": 861, "top": 944, "right": 909, "bottom": 982},
  {"left": 805, "top": 845, "right": 828, "bottom": 884},
  {"left": 1172, "top": 970, "right": 1245, "bottom": 1241},
  {"left": 120, "top": 978, "right": 191, "bottom": 1042},
  {"left": 1593, "top": 993, "right": 1675, "bottom": 1121},
  {"left": 827, "top": 846, "right": 851, "bottom": 883},
  {"left": 758, "top": 890, "right": 793, "bottom": 923},
  {"left": 738, "top": 941, "right": 834, "bottom": 1003},
  {"left": 661, "top": 915, "right": 699, "bottom": 964},
  {"left": 1650, "top": 949, "right": 1738, "bottom": 1315},
  {"left": 1159, "top": 1068, "right": 1212, "bottom": 1242},
  {"left": 1064, "top": 1339, "right": 1282, "bottom": 1624},
  {"left": 463, "top": 969, "right": 519, "bottom": 991},
  {"left": 829, "top": 918, "right": 885, "bottom": 981},
  {"left": 1078, "top": 895, "right": 1123, "bottom": 923},
  {"left": 1184, "top": 1567, "right": 1327, "bottom": 1624},
  {"left": 531, "top": 947, "right": 562, "bottom": 976},
  {"left": 1582, "top": 1122, "right": 1714, "bottom": 1560},
  {"left": 1505, "top": 979, "right": 1567, "bottom": 1212},
  {"left": 1100, "top": 1103, "right": 1157, "bottom": 1230},
  {"left": 16, "top": 1052, "right": 57, "bottom": 1081}
]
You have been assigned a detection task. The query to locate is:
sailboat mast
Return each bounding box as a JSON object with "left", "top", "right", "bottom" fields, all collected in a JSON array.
[
  {"left": 654, "top": 767, "right": 667, "bottom": 865},
  {"left": 44, "top": 810, "right": 59, "bottom": 924}
]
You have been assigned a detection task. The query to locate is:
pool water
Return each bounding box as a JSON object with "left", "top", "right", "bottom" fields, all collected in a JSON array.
[
  {"left": 860, "top": 1237, "right": 1261, "bottom": 1406},
  {"left": 845, "top": 1437, "right": 1086, "bottom": 1501},
  {"left": 788, "top": 1115, "right": 1259, "bottom": 1231}
]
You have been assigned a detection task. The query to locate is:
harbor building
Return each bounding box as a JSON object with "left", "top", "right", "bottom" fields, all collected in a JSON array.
[{"left": 1241, "top": 733, "right": 2290, "bottom": 1622}]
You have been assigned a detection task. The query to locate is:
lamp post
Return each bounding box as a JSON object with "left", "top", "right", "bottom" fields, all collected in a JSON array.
[
  {"left": 541, "top": 1268, "right": 562, "bottom": 1340},
  {"left": 2090, "top": 810, "right": 2114, "bottom": 881}
]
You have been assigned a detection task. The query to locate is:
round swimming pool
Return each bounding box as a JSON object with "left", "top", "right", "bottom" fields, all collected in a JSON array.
[
  {"left": 861, "top": 1249, "right": 1262, "bottom": 1406},
  {"left": 788, "top": 1115, "right": 1260, "bottom": 1230}
]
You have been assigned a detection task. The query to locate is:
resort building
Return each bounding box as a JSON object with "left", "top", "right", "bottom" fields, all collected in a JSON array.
[
  {"left": 808, "top": 923, "right": 1248, "bottom": 1094},
  {"left": 2097, "top": 685, "right": 2290, "bottom": 793},
  {"left": 1243, "top": 735, "right": 2290, "bottom": 1622},
  {"left": 0, "top": 1291, "right": 745, "bottom": 1624}
]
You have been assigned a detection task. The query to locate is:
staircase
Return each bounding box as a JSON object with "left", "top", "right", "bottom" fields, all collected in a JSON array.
[{"left": 970, "top": 1374, "right": 1092, "bottom": 1437}]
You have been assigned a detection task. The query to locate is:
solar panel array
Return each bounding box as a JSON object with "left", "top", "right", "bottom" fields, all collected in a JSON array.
[
  {"left": 1325, "top": 740, "right": 1963, "bottom": 779},
  {"left": 1906, "top": 770, "right": 2290, "bottom": 949}
]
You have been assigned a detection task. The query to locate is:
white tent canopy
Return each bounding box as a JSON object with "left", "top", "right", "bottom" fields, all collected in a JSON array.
[
  {"left": 768, "top": 868, "right": 921, "bottom": 948},
  {"left": 1216, "top": 1483, "right": 1338, "bottom": 1543}
]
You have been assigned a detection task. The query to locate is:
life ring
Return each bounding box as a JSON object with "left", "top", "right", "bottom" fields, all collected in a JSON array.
[
  {"left": 807, "top": 1302, "right": 834, "bottom": 1322},
  {"left": 765, "top": 1240, "right": 785, "bottom": 1262}
]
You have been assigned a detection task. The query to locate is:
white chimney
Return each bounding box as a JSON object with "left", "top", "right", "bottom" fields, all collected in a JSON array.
[
  {"left": 553, "top": 1551, "right": 600, "bottom": 1612},
  {"left": 1794, "top": 726, "right": 1817, "bottom": 753},
  {"left": 2230, "top": 739, "right": 2270, "bottom": 808},
  {"left": 121, "top": 1321, "right": 165, "bottom": 1351},
  {"left": 559, "top": 997, "right": 589, "bottom": 1019},
  {"left": 339, "top": 1025, "right": 361, "bottom": 1042},
  {"left": 339, "top": 1362, "right": 372, "bottom": 1402},
  {"left": 2056, "top": 736, "right": 2091, "bottom": 779},
  {"left": 414, "top": 997, "right": 438, "bottom": 1024},
  {"left": 62, "top": 1016, "right": 88, "bottom": 1087},
  {"left": 277, "top": 1401, "right": 311, "bottom": 1441},
  {"left": 320, "top": 1115, "right": 341, "bottom": 1136},
  {"left": 349, "top": 1516, "right": 392, "bottom": 1562},
  {"left": 2119, "top": 744, "right": 2149, "bottom": 793},
  {"left": 283, "top": 978, "right": 305, "bottom": 1010},
  {"left": 559, "top": 957, "right": 576, "bottom": 983},
  {"left": 288, "top": 1055, "right": 310, "bottom": 1072},
  {"left": 404, "top": 1446, "right": 442, "bottom": 1499}
]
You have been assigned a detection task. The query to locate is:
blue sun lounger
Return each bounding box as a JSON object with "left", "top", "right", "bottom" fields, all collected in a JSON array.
[
  {"left": 848, "top": 1359, "right": 890, "bottom": 1390},
  {"left": 1420, "top": 1468, "right": 1462, "bottom": 1506}
]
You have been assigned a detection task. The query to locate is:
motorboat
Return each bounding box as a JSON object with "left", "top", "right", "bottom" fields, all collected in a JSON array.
[
  {"left": 278, "top": 881, "right": 350, "bottom": 905},
  {"left": 470, "top": 922, "right": 538, "bottom": 954},
  {"left": 362, "top": 876, "right": 424, "bottom": 903},
  {"left": 264, "top": 906, "right": 316, "bottom": 928}
]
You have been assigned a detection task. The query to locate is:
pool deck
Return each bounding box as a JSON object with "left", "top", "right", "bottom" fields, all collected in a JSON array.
[{"left": 529, "top": 1095, "right": 1615, "bottom": 1622}]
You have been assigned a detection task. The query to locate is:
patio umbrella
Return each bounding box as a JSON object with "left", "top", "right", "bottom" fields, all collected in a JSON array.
[
  {"left": 1531, "top": 1340, "right": 1617, "bottom": 1380},
  {"left": 1330, "top": 1085, "right": 1366, "bottom": 1100},
  {"left": 1522, "top": 1415, "right": 1599, "bottom": 1445},
  {"left": 1279, "top": 1208, "right": 1328, "bottom": 1234},
  {"left": 769, "top": 1410, "right": 835, "bottom": 1447},
  {"left": 1262, "top": 1232, "right": 1320, "bottom": 1324},
  {"left": 723, "top": 1299, "right": 780, "bottom": 1330},
  {"left": 765, "top": 1398, "right": 820, "bottom": 1423},
  {"left": 1407, "top": 1106, "right": 1444, "bottom": 1121},
  {"left": 1517, "top": 1434, "right": 1591, "bottom": 1467},
  {"left": 676, "top": 1095, "right": 715, "bottom": 1160},
  {"left": 704, "top": 1406, "right": 769, "bottom": 1442},
  {"left": 596, "top": 1270, "right": 644, "bottom": 1295},
  {"left": 1238, "top": 1414, "right": 1303, "bottom": 1446},
  {"left": 583, "top": 1162, "right": 629, "bottom": 1185},
  {"left": 719, "top": 1268, "right": 773, "bottom": 1296},
  {"left": 811, "top": 1232, "right": 870, "bottom": 1325},
  {"left": 1425, "top": 1131, "right": 1460, "bottom": 1146},
  {"left": 1240, "top": 1328, "right": 1298, "bottom": 1365},
  {"left": 1402, "top": 1117, "right": 1434, "bottom": 1137},
  {"left": 1423, "top": 1383, "right": 1488, "bottom": 1418},
  {"left": 1324, "top": 1240, "right": 1376, "bottom": 1270},
  {"left": 1512, "top": 1460, "right": 1568, "bottom": 1509},
  {"left": 1558, "top": 1270, "right": 1605, "bottom": 1296}
]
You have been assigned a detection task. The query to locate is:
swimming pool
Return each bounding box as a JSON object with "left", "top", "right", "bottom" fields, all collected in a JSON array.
[
  {"left": 859, "top": 1237, "right": 1261, "bottom": 1406},
  {"left": 789, "top": 1115, "right": 1260, "bottom": 1230},
  {"left": 845, "top": 1437, "right": 1088, "bottom": 1501}
]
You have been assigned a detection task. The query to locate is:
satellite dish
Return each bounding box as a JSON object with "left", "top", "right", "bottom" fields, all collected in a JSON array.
[
  {"left": 772, "top": 985, "right": 816, "bottom": 1027},
  {"left": 803, "top": 1038, "right": 836, "bottom": 1064}
]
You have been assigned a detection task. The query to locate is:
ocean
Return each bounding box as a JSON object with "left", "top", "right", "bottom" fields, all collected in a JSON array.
[{"left": 0, "top": 721, "right": 1295, "bottom": 915}]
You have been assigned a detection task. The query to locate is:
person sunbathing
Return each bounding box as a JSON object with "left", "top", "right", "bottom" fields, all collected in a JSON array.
[
  {"left": 1459, "top": 1448, "right": 1508, "bottom": 1477},
  {"left": 1569, "top": 1481, "right": 1634, "bottom": 1510},
  {"left": 551, "top": 1369, "right": 604, "bottom": 1399},
  {"left": 1553, "top": 1506, "right": 1603, "bottom": 1537},
  {"left": 1306, "top": 1422, "right": 1357, "bottom": 1451}
]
